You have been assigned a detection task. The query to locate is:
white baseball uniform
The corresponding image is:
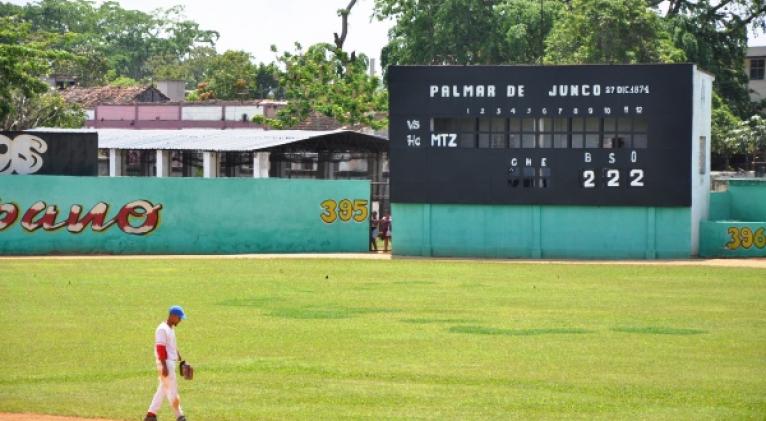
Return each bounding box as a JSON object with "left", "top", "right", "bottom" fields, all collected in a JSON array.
[{"left": 147, "top": 321, "right": 184, "bottom": 418}]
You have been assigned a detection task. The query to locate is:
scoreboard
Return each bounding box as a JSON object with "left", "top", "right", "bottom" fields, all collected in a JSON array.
[{"left": 388, "top": 64, "right": 695, "bottom": 207}]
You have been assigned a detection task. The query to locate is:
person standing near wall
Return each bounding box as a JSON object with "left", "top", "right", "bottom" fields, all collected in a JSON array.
[
  {"left": 379, "top": 213, "right": 392, "bottom": 252},
  {"left": 370, "top": 211, "right": 379, "bottom": 252}
]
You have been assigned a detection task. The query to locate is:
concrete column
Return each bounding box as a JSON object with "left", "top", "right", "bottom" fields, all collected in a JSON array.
[
  {"left": 253, "top": 152, "right": 270, "bottom": 178},
  {"left": 203, "top": 151, "right": 218, "bottom": 178},
  {"left": 109, "top": 148, "right": 122, "bottom": 177},
  {"left": 156, "top": 150, "right": 170, "bottom": 177},
  {"left": 318, "top": 151, "right": 333, "bottom": 179}
]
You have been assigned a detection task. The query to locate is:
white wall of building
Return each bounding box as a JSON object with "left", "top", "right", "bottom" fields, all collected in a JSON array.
[
  {"left": 156, "top": 80, "right": 186, "bottom": 102},
  {"left": 747, "top": 46, "right": 766, "bottom": 101},
  {"left": 182, "top": 106, "right": 223, "bottom": 121},
  {"left": 224, "top": 106, "right": 263, "bottom": 121},
  {"left": 690, "top": 66, "right": 714, "bottom": 256}
]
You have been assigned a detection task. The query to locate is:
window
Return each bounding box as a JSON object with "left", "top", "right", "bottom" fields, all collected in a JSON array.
[
  {"left": 538, "top": 167, "right": 551, "bottom": 188},
  {"left": 521, "top": 118, "right": 536, "bottom": 148},
  {"left": 553, "top": 117, "right": 568, "bottom": 148},
  {"left": 431, "top": 116, "right": 648, "bottom": 150},
  {"left": 603, "top": 117, "right": 630, "bottom": 149},
  {"left": 509, "top": 118, "right": 522, "bottom": 148},
  {"left": 123, "top": 150, "right": 155, "bottom": 176},
  {"left": 170, "top": 151, "right": 203, "bottom": 177},
  {"left": 432, "top": 118, "right": 476, "bottom": 147},
  {"left": 632, "top": 117, "right": 648, "bottom": 149},
  {"left": 459, "top": 118, "right": 477, "bottom": 148},
  {"left": 219, "top": 152, "right": 254, "bottom": 177},
  {"left": 572, "top": 117, "right": 600, "bottom": 148},
  {"left": 478, "top": 117, "right": 508, "bottom": 148},
  {"left": 537, "top": 118, "right": 553, "bottom": 148},
  {"left": 751, "top": 58, "right": 765, "bottom": 80},
  {"left": 98, "top": 149, "right": 109, "bottom": 176}
]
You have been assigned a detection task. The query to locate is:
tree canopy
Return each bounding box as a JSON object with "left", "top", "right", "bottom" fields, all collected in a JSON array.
[
  {"left": 255, "top": 43, "right": 387, "bottom": 129},
  {"left": 0, "top": 15, "right": 83, "bottom": 129},
  {"left": 545, "top": 0, "right": 685, "bottom": 64},
  {"left": 374, "top": 0, "right": 765, "bottom": 168},
  {"left": 375, "top": 0, "right": 564, "bottom": 66},
  {"left": 0, "top": 0, "right": 219, "bottom": 83},
  {"left": 2, "top": 0, "right": 764, "bottom": 153}
]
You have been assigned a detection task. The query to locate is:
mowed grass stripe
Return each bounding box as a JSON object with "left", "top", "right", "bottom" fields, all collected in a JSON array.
[{"left": 0, "top": 259, "right": 763, "bottom": 420}]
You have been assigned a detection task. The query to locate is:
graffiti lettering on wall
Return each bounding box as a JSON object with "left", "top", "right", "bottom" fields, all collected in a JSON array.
[
  {"left": 0, "top": 199, "right": 163, "bottom": 235},
  {"left": 725, "top": 226, "right": 766, "bottom": 250},
  {"left": 0, "top": 134, "right": 47, "bottom": 175},
  {"left": 320, "top": 199, "right": 369, "bottom": 224}
]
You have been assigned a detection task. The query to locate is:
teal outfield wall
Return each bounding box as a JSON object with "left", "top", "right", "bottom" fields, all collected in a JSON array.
[
  {"left": 393, "top": 203, "right": 692, "bottom": 259},
  {"left": 709, "top": 179, "right": 766, "bottom": 221},
  {"left": 699, "top": 179, "right": 766, "bottom": 258},
  {"left": 0, "top": 176, "right": 369, "bottom": 255}
]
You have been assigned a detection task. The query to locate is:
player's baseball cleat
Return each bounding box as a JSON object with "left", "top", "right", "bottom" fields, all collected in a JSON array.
[
  {"left": 176, "top": 416, "right": 187, "bottom": 421},
  {"left": 143, "top": 415, "right": 157, "bottom": 421}
]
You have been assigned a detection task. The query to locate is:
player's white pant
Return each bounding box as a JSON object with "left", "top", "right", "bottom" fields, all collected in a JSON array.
[{"left": 148, "top": 359, "right": 184, "bottom": 418}]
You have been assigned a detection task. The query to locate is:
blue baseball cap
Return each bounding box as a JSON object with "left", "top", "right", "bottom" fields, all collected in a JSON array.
[{"left": 169, "top": 305, "right": 187, "bottom": 320}]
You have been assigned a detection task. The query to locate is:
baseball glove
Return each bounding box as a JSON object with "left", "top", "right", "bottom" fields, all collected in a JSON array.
[{"left": 179, "top": 360, "right": 194, "bottom": 380}]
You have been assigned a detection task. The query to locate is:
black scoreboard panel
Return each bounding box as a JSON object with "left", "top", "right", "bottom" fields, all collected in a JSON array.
[{"left": 388, "top": 64, "right": 694, "bottom": 207}]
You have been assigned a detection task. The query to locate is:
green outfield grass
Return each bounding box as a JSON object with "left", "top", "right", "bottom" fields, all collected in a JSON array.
[{"left": 0, "top": 258, "right": 764, "bottom": 420}]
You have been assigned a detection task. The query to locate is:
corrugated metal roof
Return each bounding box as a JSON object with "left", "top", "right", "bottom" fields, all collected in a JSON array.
[{"left": 28, "top": 128, "right": 387, "bottom": 152}]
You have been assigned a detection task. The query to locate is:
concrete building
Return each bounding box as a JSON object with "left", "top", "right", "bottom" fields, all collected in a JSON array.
[
  {"left": 94, "top": 129, "right": 390, "bottom": 212},
  {"left": 155, "top": 80, "right": 186, "bottom": 102},
  {"left": 747, "top": 46, "right": 766, "bottom": 102}
]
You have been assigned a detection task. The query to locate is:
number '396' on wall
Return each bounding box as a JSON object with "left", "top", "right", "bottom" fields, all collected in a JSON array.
[
  {"left": 321, "top": 199, "right": 369, "bottom": 224},
  {"left": 726, "top": 227, "right": 766, "bottom": 250}
]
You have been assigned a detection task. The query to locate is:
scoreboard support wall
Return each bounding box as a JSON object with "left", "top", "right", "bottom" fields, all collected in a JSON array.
[
  {"left": 393, "top": 204, "right": 691, "bottom": 259},
  {"left": 389, "top": 64, "right": 713, "bottom": 259}
]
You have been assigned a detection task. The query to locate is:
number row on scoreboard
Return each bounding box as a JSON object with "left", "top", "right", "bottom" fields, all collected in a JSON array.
[
  {"left": 466, "top": 106, "right": 644, "bottom": 116},
  {"left": 581, "top": 169, "right": 645, "bottom": 188},
  {"left": 430, "top": 116, "right": 648, "bottom": 149}
]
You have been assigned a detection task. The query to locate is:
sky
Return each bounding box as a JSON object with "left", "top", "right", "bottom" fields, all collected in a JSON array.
[
  {"left": 7, "top": 0, "right": 395, "bottom": 72},
  {"left": 7, "top": 0, "right": 766, "bottom": 72}
]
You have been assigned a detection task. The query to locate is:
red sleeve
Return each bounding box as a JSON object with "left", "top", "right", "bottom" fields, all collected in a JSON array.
[{"left": 155, "top": 344, "right": 168, "bottom": 360}]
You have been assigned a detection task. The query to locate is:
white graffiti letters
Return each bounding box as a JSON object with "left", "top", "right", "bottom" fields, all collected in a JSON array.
[{"left": 0, "top": 134, "right": 48, "bottom": 175}]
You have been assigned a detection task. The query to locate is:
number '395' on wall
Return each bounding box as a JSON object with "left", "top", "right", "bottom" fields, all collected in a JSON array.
[{"left": 321, "top": 199, "right": 369, "bottom": 224}]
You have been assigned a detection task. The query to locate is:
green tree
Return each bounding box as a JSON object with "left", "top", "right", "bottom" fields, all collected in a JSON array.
[
  {"left": 497, "top": 0, "right": 564, "bottom": 64},
  {"left": 545, "top": 0, "right": 684, "bottom": 64},
  {"left": 0, "top": 16, "right": 75, "bottom": 126},
  {"left": 732, "top": 115, "right": 766, "bottom": 167},
  {"left": 194, "top": 50, "right": 283, "bottom": 100},
  {"left": 255, "top": 43, "right": 387, "bottom": 129},
  {"left": 147, "top": 46, "right": 218, "bottom": 90},
  {"left": 253, "top": 63, "right": 284, "bottom": 99},
  {"left": 2, "top": 0, "right": 219, "bottom": 81},
  {"left": 375, "top": 0, "right": 564, "bottom": 67},
  {"left": 203, "top": 50, "right": 257, "bottom": 100},
  {"left": 711, "top": 92, "right": 742, "bottom": 170},
  {"left": 659, "top": 0, "right": 765, "bottom": 117},
  {"left": 104, "top": 70, "right": 140, "bottom": 87},
  {"left": 2, "top": 91, "right": 85, "bottom": 130}
]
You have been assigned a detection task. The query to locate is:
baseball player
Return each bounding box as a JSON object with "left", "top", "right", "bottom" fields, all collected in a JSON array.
[{"left": 145, "top": 305, "right": 190, "bottom": 421}]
